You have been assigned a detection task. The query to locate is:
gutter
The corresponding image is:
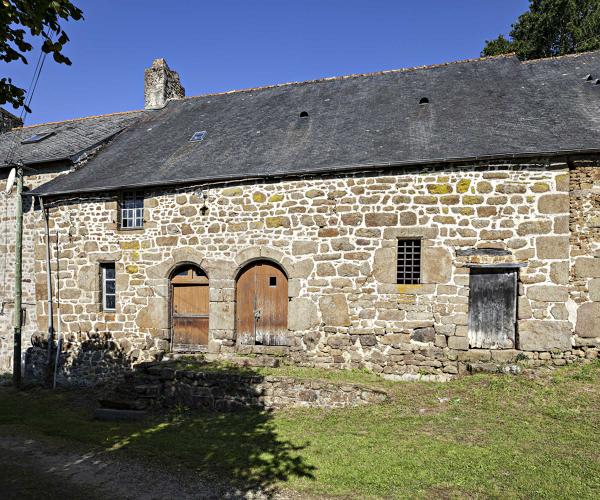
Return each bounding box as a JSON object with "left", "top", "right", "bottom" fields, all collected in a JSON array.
[{"left": 26, "top": 147, "right": 600, "bottom": 198}]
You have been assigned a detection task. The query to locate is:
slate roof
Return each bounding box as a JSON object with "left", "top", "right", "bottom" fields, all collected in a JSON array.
[
  {"left": 33, "top": 51, "right": 600, "bottom": 196},
  {"left": 0, "top": 110, "right": 143, "bottom": 168}
]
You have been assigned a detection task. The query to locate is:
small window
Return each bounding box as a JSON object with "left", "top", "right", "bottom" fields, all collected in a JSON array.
[
  {"left": 21, "top": 131, "right": 54, "bottom": 144},
  {"left": 189, "top": 131, "right": 207, "bottom": 142},
  {"left": 101, "top": 263, "right": 116, "bottom": 311},
  {"left": 299, "top": 111, "right": 309, "bottom": 118},
  {"left": 120, "top": 191, "right": 144, "bottom": 229},
  {"left": 419, "top": 97, "right": 429, "bottom": 105},
  {"left": 397, "top": 239, "right": 421, "bottom": 284},
  {"left": 269, "top": 276, "right": 277, "bottom": 287}
]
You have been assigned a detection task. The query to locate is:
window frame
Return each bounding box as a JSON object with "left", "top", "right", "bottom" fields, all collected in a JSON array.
[
  {"left": 119, "top": 191, "right": 144, "bottom": 230},
  {"left": 100, "top": 262, "right": 116, "bottom": 312},
  {"left": 396, "top": 238, "right": 422, "bottom": 285}
]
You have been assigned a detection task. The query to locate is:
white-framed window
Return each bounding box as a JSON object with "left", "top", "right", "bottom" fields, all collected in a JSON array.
[
  {"left": 120, "top": 191, "right": 144, "bottom": 229},
  {"left": 397, "top": 239, "right": 421, "bottom": 284},
  {"left": 101, "top": 263, "right": 116, "bottom": 311}
]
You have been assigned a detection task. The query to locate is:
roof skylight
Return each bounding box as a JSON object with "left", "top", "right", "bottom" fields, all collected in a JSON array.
[
  {"left": 21, "top": 131, "right": 54, "bottom": 144},
  {"left": 189, "top": 131, "right": 207, "bottom": 142}
]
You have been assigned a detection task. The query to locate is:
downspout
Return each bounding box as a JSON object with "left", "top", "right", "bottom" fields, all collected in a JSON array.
[
  {"left": 12, "top": 163, "right": 23, "bottom": 387},
  {"left": 40, "top": 197, "right": 54, "bottom": 383},
  {"left": 52, "top": 230, "right": 61, "bottom": 389}
]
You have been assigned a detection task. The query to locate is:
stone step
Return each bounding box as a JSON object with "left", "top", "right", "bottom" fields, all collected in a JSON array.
[
  {"left": 98, "top": 398, "right": 148, "bottom": 411},
  {"left": 114, "top": 384, "right": 140, "bottom": 397},
  {"left": 94, "top": 407, "right": 147, "bottom": 421},
  {"left": 133, "top": 384, "right": 162, "bottom": 397},
  {"left": 225, "top": 355, "right": 280, "bottom": 368}
]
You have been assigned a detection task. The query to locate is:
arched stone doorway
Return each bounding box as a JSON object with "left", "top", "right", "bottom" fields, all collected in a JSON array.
[
  {"left": 236, "top": 260, "right": 288, "bottom": 345},
  {"left": 170, "top": 264, "right": 209, "bottom": 350}
]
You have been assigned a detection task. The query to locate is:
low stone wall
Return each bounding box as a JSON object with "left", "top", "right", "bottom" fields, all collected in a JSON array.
[
  {"left": 128, "top": 363, "right": 388, "bottom": 411},
  {"left": 24, "top": 331, "right": 161, "bottom": 387}
]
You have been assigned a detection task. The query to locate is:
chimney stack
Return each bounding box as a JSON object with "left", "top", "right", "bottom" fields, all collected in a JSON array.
[
  {"left": 0, "top": 108, "right": 23, "bottom": 134},
  {"left": 144, "top": 58, "right": 185, "bottom": 110}
]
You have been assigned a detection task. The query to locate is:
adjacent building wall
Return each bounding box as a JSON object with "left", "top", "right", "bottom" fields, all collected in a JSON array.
[
  {"left": 26, "top": 159, "right": 600, "bottom": 385},
  {"left": 570, "top": 162, "right": 600, "bottom": 347},
  {"left": 0, "top": 165, "right": 69, "bottom": 374}
]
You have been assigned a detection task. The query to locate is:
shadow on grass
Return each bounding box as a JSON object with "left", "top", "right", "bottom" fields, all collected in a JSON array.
[
  {"left": 106, "top": 359, "right": 317, "bottom": 493},
  {"left": 107, "top": 405, "right": 316, "bottom": 494},
  {"left": 18, "top": 338, "right": 319, "bottom": 495}
]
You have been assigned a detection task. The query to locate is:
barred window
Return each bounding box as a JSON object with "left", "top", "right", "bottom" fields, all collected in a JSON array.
[
  {"left": 397, "top": 239, "right": 421, "bottom": 284},
  {"left": 101, "top": 263, "right": 116, "bottom": 311},
  {"left": 120, "top": 191, "right": 144, "bottom": 229}
]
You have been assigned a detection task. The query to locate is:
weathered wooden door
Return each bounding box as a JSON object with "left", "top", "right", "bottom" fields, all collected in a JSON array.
[
  {"left": 468, "top": 268, "right": 517, "bottom": 349},
  {"left": 171, "top": 266, "right": 209, "bottom": 349},
  {"left": 236, "top": 261, "right": 288, "bottom": 345}
]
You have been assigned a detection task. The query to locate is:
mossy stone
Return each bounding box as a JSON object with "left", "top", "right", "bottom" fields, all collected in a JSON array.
[
  {"left": 222, "top": 187, "right": 242, "bottom": 196},
  {"left": 427, "top": 183, "right": 452, "bottom": 195},
  {"left": 456, "top": 179, "right": 471, "bottom": 193}
]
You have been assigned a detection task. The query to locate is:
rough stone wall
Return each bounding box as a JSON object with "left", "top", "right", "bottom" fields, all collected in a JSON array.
[
  {"left": 142, "top": 368, "right": 388, "bottom": 411},
  {"left": 29, "top": 160, "right": 598, "bottom": 384},
  {"left": 0, "top": 108, "right": 22, "bottom": 133},
  {"left": 0, "top": 166, "right": 68, "bottom": 373},
  {"left": 569, "top": 163, "right": 600, "bottom": 345}
]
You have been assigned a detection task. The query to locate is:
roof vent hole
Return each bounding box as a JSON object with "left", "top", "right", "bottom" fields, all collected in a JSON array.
[
  {"left": 595, "top": 79, "right": 600, "bottom": 85},
  {"left": 299, "top": 111, "right": 309, "bottom": 118},
  {"left": 584, "top": 74, "right": 593, "bottom": 81},
  {"left": 419, "top": 97, "right": 429, "bottom": 105}
]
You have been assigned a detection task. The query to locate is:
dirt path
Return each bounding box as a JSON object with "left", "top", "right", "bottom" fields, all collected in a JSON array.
[{"left": 0, "top": 434, "right": 297, "bottom": 499}]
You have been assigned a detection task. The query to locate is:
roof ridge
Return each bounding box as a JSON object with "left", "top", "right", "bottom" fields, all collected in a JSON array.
[
  {"left": 17, "top": 109, "right": 143, "bottom": 130},
  {"left": 522, "top": 48, "right": 600, "bottom": 64},
  {"left": 179, "top": 53, "right": 519, "bottom": 102}
]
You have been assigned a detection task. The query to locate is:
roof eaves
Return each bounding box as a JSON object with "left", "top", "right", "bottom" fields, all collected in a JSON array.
[{"left": 29, "top": 146, "right": 600, "bottom": 198}]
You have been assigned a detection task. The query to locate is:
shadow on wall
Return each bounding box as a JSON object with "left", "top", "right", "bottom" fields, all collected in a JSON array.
[{"left": 24, "top": 331, "right": 143, "bottom": 387}]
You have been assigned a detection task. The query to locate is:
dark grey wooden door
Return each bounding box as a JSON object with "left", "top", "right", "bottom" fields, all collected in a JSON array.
[{"left": 468, "top": 268, "right": 517, "bottom": 349}]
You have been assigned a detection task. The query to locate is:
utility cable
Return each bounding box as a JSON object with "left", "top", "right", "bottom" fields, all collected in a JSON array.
[{"left": 4, "top": 29, "right": 55, "bottom": 166}]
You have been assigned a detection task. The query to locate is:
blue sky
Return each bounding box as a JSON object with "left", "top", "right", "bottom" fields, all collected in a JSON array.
[{"left": 4, "top": 0, "right": 529, "bottom": 125}]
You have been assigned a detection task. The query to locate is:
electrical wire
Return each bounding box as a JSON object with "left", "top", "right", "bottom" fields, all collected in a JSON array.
[
  {"left": 1, "top": 29, "right": 55, "bottom": 313},
  {"left": 4, "top": 29, "right": 56, "bottom": 166}
]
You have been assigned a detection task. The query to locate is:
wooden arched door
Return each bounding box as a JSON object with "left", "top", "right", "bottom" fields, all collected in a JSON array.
[
  {"left": 170, "top": 265, "right": 209, "bottom": 350},
  {"left": 236, "top": 261, "right": 288, "bottom": 345}
]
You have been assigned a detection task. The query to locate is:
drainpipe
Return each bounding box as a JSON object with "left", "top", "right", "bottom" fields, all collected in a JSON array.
[
  {"left": 40, "top": 197, "right": 54, "bottom": 384},
  {"left": 52, "top": 230, "right": 61, "bottom": 389},
  {"left": 12, "top": 163, "right": 23, "bottom": 387}
]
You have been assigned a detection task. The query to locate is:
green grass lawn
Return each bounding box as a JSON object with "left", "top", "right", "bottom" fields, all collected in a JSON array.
[{"left": 2, "top": 362, "right": 600, "bottom": 498}]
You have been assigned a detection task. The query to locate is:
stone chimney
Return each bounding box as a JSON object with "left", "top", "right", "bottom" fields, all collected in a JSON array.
[
  {"left": 144, "top": 58, "right": 185, "bottom": 109},
  {"left": 0, "top": 108, "right": 23, "bottom": 133}
]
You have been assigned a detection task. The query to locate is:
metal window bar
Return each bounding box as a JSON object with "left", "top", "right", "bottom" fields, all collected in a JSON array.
[
  {"left": 121, "top": 191, "right": 144, "bottom": 228},
  {"left": 101, "top": 264, "right": 116, "bottom": 311},
  {"left": 397, "top": 239, "right": 421, "bottom": 284}
]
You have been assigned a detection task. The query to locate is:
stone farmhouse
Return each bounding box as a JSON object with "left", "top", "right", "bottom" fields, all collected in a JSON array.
[{"left": 0, "top": 53, "right": 599, "bottom": 384}]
